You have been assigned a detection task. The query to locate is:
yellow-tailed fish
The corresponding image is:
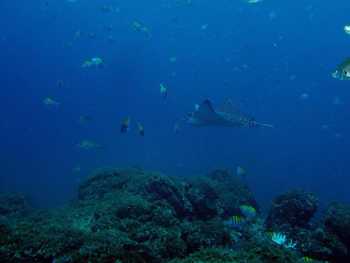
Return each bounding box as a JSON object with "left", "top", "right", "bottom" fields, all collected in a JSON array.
[{"left": 239, "top": 205, "right": 257, "bottom": 219}]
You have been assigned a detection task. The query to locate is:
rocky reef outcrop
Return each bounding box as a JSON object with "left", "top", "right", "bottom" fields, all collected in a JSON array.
[
  {"left": 324, "top": 202, "right": 350, "bottom": 248},
  {"left": 265, "top": 189, "right": 318, "bottom": 232},
  {"left": 0, "top": 168, "right": 349, "bottom": 263},
  {"left": 0, "top": 192, "right": 31, "bottom": 216},
  {"left": 265, "top": 190, "right": 350, "bottom": 262},
  {"left": 0, "top": 168, "right": 259, "bottom": 263}
]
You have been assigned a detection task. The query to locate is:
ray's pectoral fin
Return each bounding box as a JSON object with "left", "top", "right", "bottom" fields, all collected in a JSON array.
[
  {"left": 217, "top": 98, "right": 241, "bottom": 115},
  {"left": 193, "top": 99, "right": 221, "bottom": 123}
]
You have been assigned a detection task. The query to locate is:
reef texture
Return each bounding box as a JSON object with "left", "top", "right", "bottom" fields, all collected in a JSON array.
[
  {"left": 265, "top": 189, "right": 318, "bottom": 231},
  {"left": 0, "top": 168, "right": 348, "bottom": 262},
  {"left": 0, "top": 193, "right": 31, "bottom": 217}
]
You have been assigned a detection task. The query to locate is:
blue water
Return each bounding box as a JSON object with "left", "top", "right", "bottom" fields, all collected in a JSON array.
[{"left": 1, "top": 0, "right": 350, "bottom": 208}]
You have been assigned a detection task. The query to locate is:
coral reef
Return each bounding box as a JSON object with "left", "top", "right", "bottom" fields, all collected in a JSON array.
[
  {"left": 0, "top": 168, "right": 349, "bottom": 262},
  {"left": 324, "top": 202, "right": 350, "bottom": 247},
  {"left": 265, "top": 189, "right": 318, "bottom": 231},
  {"left": 265, "top": 190, "right": 350, "bottom": 262},
  {"left": 0, "top": 193, "right": 31, "bottom": 216}
]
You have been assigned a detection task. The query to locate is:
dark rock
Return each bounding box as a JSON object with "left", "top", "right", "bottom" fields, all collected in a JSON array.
[
  {"left": 78, "top": 167, "right": 148, "bottom": 201},
  {"left": 181, "top": 219, "right": 232, "bottom": 254},
  {"left": 324, "top": 202, "right": 350, "bottom": 247},
  {"left": 0, "top": 167, "right": 302, "bottom": 263},
  {"left": 168, "top": 248, "right": 241, "bottom": 263},
  {"left": 297, "top": 226, "right": 348, "bottom": 261},
  {"left": 0, "top": 193, "right": 31, "bottom": 217},
  {"left": 145, "top": 174, "right": 193, "bottom": 218},
  {"left": 207, "top": 169, "right": 233, "bottom": 182},
  {"left": 265, "top": 189, "right": 318, "bottom": 230},
  {"left": 185, "top": 181, "right": 220, "bottom": 219},
  {"left": 187, "top": 169, "right": 258, "bottom": 218}
]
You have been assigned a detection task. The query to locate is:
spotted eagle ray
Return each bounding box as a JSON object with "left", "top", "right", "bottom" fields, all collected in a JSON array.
[{"left": 180, "top": 99, "right": 273, "bottom": 129}]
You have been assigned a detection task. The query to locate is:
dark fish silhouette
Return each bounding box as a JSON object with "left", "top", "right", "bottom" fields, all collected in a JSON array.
[
  {"left": 185, "top": 99, "right": 273, "bottom": 128},
  {"left": 137, "top": 122, "right": 145, "bottom": 136},
  {"left": 121, "top": 117, "right": 130, "bottom": 133}
]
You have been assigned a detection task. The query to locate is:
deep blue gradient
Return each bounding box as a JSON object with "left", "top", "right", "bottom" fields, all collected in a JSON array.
[{"left": 1, "top": 0, "right": 350, "bottom": 209}]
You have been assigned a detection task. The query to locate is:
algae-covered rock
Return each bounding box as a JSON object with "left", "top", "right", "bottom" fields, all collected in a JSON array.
[
  {"left": 145, "top": 174, "right": 193, "bottom": 218},
  {"left": 170, "top": 243, "right": 299, "bottom": 263},
  {"left": 181, "top": 219, "right": 231, "bottom": 254},
  {"left": 0, "top": 167, "right": 323, "bottom": 263},
  {"left": 186, "top": 169, "right": 258, "bottom": 219},
  {"left": 78, "top": 168, "right": 256, "bottom": 221},
  {"left": 0, "top": 193, "right": 31, "bottom": 217},
  {"left": 265, "top": 189, "right": 318, "bottom": 231},
  {"left": 77, "top": 167, "right": 149, "bottom": 201},
  {"left": 324, "top": 202, "right": 350, "bottom": 247},
  {"left": 0, "top": 168, "right": 240, "bottom": 262},
  {"left": 169, "top": 248, "right": 240, "bottom": 263},
  {"left": 317, "top": 202, "right": 350, "bottom": 261}
]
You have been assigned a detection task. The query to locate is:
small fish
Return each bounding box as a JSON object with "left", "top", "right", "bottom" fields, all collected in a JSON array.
[
  {"left": 132, "top": 21, "right": 151, "bottom": 38},
  {"left": 91, "top": 57, "right": 103, "bottom": 65},
  {"left": 137, "top": 122, "right": 145, "bottom": 136},
  {"left": 239, "top": 205, "right": 257, "bottom": 219},
  {"left": 77, "top": 140, "right": 101, "bottom": 150},
  {"left": 43, "top": 97, "right": 59, "bottom": 106},
  {"left": 82, "top": 57, "right": 104, "bottom": 68},
  {"left": 344, "top": 25, "right": 350, "bottom": 35},
  {"left": 332, "top": 58, "right": 350, "bottom": 80},
  {"left": 72, "top": 165, "right": 81, "bottom": 173},
  {"left": 160, "top": 83, "right": 168, "bottom": 99},
  {"left": 121, "top": 117, "right": 130, "bottom": 133},
  {"left": 299, "top": 93, "right": 309, "bottom": 100},
  {"left": 236, "top": 166, "right": 247, "bottom": 177},
  {"left": 246, "top": 0, "right": 263, "bottom": 4},
  {"left": 82, "top": 60, "right": 92, "bottom": 68},
  {"left": 101, "top": 5, "right": 115, "bottom": 13},
  {"left": 88, "top": 32, "right": 96, "bottom": 39},
  {"left": 56, "top": 80, "right": 64, "bottom": 88},
  {"left": 174, "top": 122, "right": 180, "bottom": 133},
  {"left": 74, "top": 30, "right": 81, "bottom": 39},
  {"left": 231, "top": 215, "right": 245, "bottom": 225},
  {"left": 79, "top": 115, "right": 93, "bottom": 125},
  {"left": 224, "top": 215, "right": 245, "bottom": 228}
]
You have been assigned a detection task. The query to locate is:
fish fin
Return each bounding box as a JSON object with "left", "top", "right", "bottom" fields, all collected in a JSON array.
[
  {"left": 193, "top": 99, "right": 220, "bottom": 122},
  {"left": 217, "top": 99, "right": 241, "bottom": 115}
]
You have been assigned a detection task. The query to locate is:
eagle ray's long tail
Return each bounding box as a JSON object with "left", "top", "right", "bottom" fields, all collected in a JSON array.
[{"left": 255, "top": 122, "right": 274, "bottom": 128}]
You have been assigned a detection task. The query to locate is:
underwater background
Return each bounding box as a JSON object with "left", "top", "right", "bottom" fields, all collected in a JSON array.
[{"left": 1, "top": 0, "right": 350, "bottom": 210}]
